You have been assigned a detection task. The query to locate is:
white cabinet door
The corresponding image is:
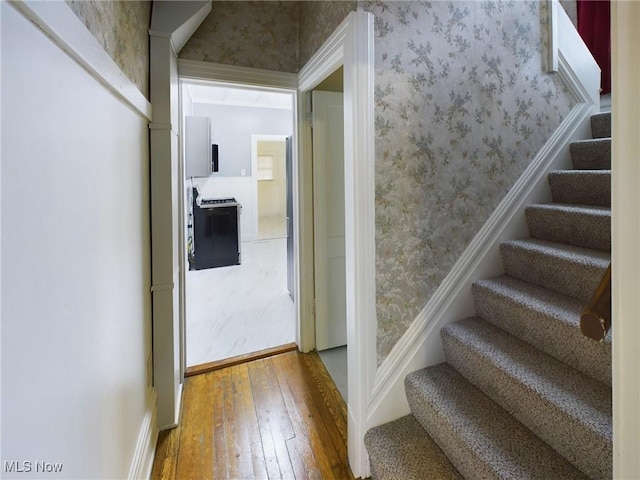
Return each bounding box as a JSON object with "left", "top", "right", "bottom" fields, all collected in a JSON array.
[{"left": 185, "top": 116, "right": 210, "bottom": 178}]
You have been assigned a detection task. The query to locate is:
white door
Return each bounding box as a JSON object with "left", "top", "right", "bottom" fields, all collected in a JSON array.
[{"left": 313, "top": 90, "right": 346, "bottom": 350}]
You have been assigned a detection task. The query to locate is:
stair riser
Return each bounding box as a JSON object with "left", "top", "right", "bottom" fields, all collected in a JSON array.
[
  {"left": 364, "top": 415, "right": 463, "bottom": 480},
  {"left": 405, "top": 380, "right": 498, "bottom": 479},
  {"left": 472, "top": 281, "right": 612, "bottom": 385},
  {"left": 526, "top": 206, "right": 611, "bottom": 252},
  {"left": 548, "top": 171, "right": 611, "bottom": 207},
  {"left": 499, "top": 243, "right": 609, "bottom": 301},
  {"left": 570, "top": 139, "right": 611, "bottom": 170},
  {"left": 441, "top": 326, "right": 612, "bottom": 480},
  {"left": 406, "top": 365, "right": 589, "bottom": 480},
  {"left": 590, "top": 113, "right": 611, "bottom": 139}
]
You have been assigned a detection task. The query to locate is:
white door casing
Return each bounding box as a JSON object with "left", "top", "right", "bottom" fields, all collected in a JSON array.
[
  {"left": 297, "top": 11, "right": 376, "bottom": 478},
  {"left": 313, "top": 91, "right": 347, "bottom": 351},
  {"left": 611, "top": 2, "right": 640, "bottom": 476},
  {"left": 149, "top": 0, "right": 212, "bottom": 430}
]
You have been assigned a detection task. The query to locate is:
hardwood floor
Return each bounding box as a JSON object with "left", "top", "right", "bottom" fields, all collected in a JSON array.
[{"left": 151, "top": 350, "right": 355, "bottom": 480}]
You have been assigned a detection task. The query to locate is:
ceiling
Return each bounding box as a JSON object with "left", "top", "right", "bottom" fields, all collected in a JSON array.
[{"left": 185, "top": 83, "right": 293, "bottom": 110}]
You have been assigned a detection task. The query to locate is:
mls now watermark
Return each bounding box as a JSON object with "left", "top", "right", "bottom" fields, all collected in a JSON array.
[{"left": 4, "top": 460, "right": 64, "bottom": 474}]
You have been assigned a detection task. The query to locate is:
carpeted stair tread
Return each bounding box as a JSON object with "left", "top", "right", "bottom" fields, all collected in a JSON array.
[
  {"left": 548, "top": 170, "right": 611, "bottom": 207},
  {"left": 364, "top": 415, "right": 463, "bottom": 480},
  {"left": 472, "top": 275, "right": 611, "bottom": 385},
  {"left": 526, "top": 203, "right": 611, "bottom": 252},
  {"left": 500, "top": 238, "right": 610, "bottom": 301},
  {"left": 364, "top": 111, "right": 612, "bottom": 480},
  {"left": 570, "top": 138, "right": 611, "bottom": 170},
  {"left": 590, "top": 112, "right": 611, "bottom": 138},
  {"left": 405, "top": 364, "right": 589, "bottom": 480},
  {"left": 442, "top": 318, "right": 612, "bottom": 479}
]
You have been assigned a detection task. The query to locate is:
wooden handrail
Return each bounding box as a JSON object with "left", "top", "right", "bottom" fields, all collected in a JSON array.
[{"left": 580, "top": 264, "right": 611, "bottom": 342}]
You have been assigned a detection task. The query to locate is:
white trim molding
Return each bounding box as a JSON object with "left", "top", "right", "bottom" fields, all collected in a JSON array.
[
  {"left": 611, "top": 2, "right": 640, "bottom": 477},
  {"left": 297, "top": 11, "right": 376, "bottom": 478},
  {"left": 179, "top": 59, "right": 298, "bottom": 90},
  {"left": 149, "top": 1, "right": 211, "bottom": 55},
  {"left": 542, "top": 0, "right": 559, "bottom": 73},
  {"left": 9, "top": 0, "right": 152, "bottom": 120},
  {"left": 128, "top": 389, "right": 158, "bottom": 480},
  {"left": 366, "top": 4, "right": 600, "bottom": 431},
  {"left": 555, "top": 1, "right": 600, "bottom": 107}
]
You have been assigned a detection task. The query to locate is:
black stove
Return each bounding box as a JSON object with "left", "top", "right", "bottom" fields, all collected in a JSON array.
[
  {"left": 199, "top": 197, "right": 238, "bottom": 206},
  {"left": 191, "top": 190, "right": 241, "bottom": 270}
]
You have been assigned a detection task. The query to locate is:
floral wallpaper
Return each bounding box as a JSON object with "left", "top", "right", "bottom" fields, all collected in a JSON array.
[
  {"left": 356, "top": 1, "right": 576, "bottom": 364},
  {"left": 66, "top": 0, "right": 151, "bottom": 98},
  {"left": 69, "top": 0, "right": 576, "bottom": 365},
  {"left": 177, "top": 1, "right": 577, "bottom": 365},
  {"left": 298, "top": 1, "right": 357, "bottom": 68},
  {"left": 179, "top": 1, "right": 299, "bottom": 73}
]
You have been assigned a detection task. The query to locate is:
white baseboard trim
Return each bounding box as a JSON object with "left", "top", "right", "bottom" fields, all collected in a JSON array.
[
  {"left": 128, "top": 389, "right": 159, "bottom": 480},
  {"left": 366, "top": 100, "right": 596, "bottom": 428},
  {"left": 158, "top": 381, "right": 184, "bottom": 432},
  {"left": 349, "top": 404, "right": 371, "bottom": 479}
]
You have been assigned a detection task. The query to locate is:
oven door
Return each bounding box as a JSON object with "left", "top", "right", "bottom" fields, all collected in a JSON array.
[{"left": 193, "top": 204, "right": 240, "bottom": 270}]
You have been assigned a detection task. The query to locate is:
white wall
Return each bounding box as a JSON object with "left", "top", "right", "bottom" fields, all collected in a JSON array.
[
  {"left": 1, "top": 4, "right": 152, "bottom": 479},
  {"left": 192, "top": 103, "right": 292, "bottom": 177}
]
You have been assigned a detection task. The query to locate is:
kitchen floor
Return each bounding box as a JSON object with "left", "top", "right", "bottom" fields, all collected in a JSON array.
[
  {"left": 186, "top": 222, "right": 295, "bottom": 367},
  {"left": 258, "top": 215, "right": 286, "bottom": 240}
]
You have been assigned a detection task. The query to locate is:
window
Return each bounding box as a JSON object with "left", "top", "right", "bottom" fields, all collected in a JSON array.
[{"left": 257, "top": 155, "right": 274, "bottom": 181}]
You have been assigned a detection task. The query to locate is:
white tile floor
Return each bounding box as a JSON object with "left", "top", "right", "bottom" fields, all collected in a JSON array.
[
  {"left": 258, "top": 215, "right": 287, "bottom": 240},
  {"left": 186, "top": 233, "right": 295, "bottom": 367},
  {"left": 186, "top": 215, "right": 348, "bottom": 399}
]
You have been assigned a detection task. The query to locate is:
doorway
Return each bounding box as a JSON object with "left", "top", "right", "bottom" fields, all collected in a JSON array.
[
  {"left": 180, "top": 80, "right": 297, "bottom": 369},
  {"left": 169, "top": 11, "right": 374, "bottom": 476},
  {"left": 311, "top": 70, "right": 348, "bottom": 402}
]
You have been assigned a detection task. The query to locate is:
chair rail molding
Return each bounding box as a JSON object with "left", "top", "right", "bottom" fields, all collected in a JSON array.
[{"left": 9, "top": 0, "right": 152, "bottom": 120}]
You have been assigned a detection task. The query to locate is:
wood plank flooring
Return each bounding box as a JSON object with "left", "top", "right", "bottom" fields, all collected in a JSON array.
[{"left": 151, "top": 350, "right": 354, "bottom": 480}]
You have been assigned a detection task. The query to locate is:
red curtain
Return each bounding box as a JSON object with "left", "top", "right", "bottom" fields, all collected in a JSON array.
[{"left": 577, "top": 0, "right": 611, "bottom": 94}]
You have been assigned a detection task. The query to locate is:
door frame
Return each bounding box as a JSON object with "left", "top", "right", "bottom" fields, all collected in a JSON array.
[
  {"left": 611, "top": 2, "right": 640, "bottom": 475},
  {"left": 176, "top": 67, "right": 300, "bottom": 361},
  {"left": 297, "top": 11, "right": 375, "bottom": 477}
]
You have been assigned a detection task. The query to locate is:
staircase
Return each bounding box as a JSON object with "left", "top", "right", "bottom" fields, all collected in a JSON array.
[{"left": 365, "top": 111, "right": 612, "bottom": 480}]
